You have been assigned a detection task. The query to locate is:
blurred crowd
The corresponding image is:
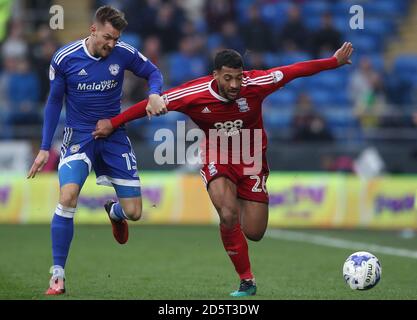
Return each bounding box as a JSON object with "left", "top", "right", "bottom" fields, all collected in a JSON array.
[{"left": 1, "top": 0, "right": 417, "bottom": 145}]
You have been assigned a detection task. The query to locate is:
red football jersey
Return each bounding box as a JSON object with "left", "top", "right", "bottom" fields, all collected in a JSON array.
[
  {"left": 160, "top": 69, "right": 284, "bottom": 164},
  {"left": 111, "top": 57, "right": 338, "bottom": 165}
]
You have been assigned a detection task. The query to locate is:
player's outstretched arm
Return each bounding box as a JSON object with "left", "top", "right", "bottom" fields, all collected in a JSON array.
[
  {"left": 273, "top": 42, "right": 354, "bottom": 86},
  {"left": 333, "top": 42, "right": 354, "bottom": 66},
  {"left": 256, "top": 42, "right": 353, "bottom": 98},
  {"left": 93, "top": 81, "right": 192, "bottom": 139},
  {"left": 27, "top": 150, "right": 49, "bottom": 179},
  {"left": 92, "top": 99, "right": 149, "bottom": 139}
]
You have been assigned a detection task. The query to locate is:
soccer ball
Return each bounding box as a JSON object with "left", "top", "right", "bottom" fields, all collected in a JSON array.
[{"left": 342, "top": 251, "right": 382, "bottom": 290}]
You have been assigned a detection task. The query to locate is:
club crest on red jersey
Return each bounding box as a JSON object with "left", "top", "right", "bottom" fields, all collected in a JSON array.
[
  {"left": 236, "top": 98, "right": 249, "bottom": 112},
  {"left": 271, "top": 70, "right": 284, "bottom": 83}
]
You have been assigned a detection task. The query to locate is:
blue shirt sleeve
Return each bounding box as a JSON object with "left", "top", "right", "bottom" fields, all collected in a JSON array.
[
  {"left": 40, "top": 61, "right": 65, "bottom": 150},
  {"left": 127, "top": 49, "right": 163, "bottom": 95}
]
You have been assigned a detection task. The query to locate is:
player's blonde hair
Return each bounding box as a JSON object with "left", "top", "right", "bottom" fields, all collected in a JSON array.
[{"left": 94, "top": 5, "right": 128, "bottom": 31}]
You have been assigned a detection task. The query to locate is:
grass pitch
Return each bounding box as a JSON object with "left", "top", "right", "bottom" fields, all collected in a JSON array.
[{"left": 1, "top": 224, "right": 417, "bottom": 300}]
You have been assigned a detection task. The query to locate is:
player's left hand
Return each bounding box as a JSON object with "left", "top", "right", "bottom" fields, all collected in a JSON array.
[
  {"left": 146, "top": 94, "right": 167, "bottom": 119},
  {"left": 27, "top": 150, "right": 49, "bottom": 179},
  {"left": 333, "top": 42, "right": 354, "bottom": 66},
  {"left": 92, "top": 119, "right": 114, "bottom": 139}
]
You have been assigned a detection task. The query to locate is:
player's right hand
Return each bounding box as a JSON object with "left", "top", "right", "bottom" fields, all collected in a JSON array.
[
  {"left": 92, "top": 119, "right": 114, "bottom": 139},
  {"left": 27, "top": 150, "right": 49, "bottom": 179}
]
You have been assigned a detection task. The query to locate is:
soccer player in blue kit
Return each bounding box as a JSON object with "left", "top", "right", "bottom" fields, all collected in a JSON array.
[{"left": 27, "top": 6, "right": 167, "bottom": 295}]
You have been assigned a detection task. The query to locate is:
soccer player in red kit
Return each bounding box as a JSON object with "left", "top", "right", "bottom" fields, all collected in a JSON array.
[{"left": 93, "top": 42, "right": 354, "bottom": 296}]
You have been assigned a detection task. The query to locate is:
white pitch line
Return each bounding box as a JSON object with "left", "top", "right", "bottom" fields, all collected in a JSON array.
[{"left": 266, "top": 229, "right": 417, "bottom": 259}]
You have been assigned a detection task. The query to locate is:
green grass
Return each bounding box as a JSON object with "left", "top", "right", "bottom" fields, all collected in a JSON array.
[{"left": 1, "top": 224, "right": 417, "bottom": 300}]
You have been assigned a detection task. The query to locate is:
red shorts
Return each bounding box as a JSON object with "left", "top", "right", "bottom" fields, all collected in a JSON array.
[{"left": 200, "top": 159, "right": 270, "bottom": 204}]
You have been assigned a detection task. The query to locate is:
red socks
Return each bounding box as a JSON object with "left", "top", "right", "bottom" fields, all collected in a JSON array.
[{"left": 220, "top": 223, "right": 253, "bottom": 280}]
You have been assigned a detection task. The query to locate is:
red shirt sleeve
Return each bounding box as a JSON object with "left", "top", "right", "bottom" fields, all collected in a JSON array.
[
  {"left": 250, "top": 57, "right": 339, "bottom": 98},
  {"left": 110, "top": 83, "right": 194, "bottom": 128},
  {"left": 111, "top": 99, "right": 148, "bottom": 128}
]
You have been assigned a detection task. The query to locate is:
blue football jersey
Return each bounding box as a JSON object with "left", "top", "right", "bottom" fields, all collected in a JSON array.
[{"left": 41, "top": 38, "right": 162, "bottom": 150}]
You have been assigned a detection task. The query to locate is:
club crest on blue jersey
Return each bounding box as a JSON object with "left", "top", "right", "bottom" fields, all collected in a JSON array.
[
  {"left": 70, "top": 144, "right": 80, "bottom": 153},
  {"left": 236, "top": 98, "right": 249, "bottom": 112},
  {"left": 109, "top": 64, "right": 120, "bottom": 76}
]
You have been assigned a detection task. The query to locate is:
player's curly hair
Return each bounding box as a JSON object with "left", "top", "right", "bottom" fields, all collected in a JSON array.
[
  {"left": 94, "top": 5, "right": 128, "bottom": 31},
  {"left": 214, "top": 49, "right": 244, "bottom": 70}
]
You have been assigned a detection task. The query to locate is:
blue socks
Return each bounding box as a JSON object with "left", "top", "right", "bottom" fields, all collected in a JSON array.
[{"left": 51, "top": 205, "right": 75, "bottom": 268}]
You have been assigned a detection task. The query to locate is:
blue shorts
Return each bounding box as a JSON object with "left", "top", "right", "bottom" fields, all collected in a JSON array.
[{"left": 58, "top": 127, "right": 141, "bottom": 198}]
